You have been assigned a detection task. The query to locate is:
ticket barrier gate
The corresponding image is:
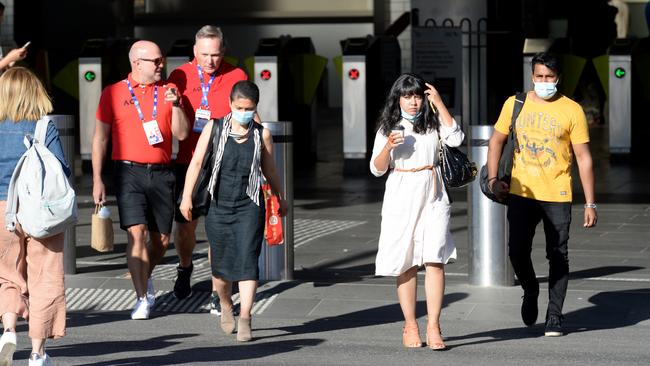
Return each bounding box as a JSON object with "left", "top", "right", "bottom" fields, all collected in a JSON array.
[
  {"left": 78, "top": 39, "right": 106, "bottom": 161},
  {"left": 78, "top": 38, "right": 136, "bottom": 163},
  {"left": 609, "top": 40, "right": 633, "bottom": 157},
  {"left": 340, "top": 36, "right": 401, "bottom": 175},
  {"left": 253, "top": 36, "right": 327, "bottom": 166},
  {"left": 165, "top": 39, "right": 193, "bottom": 159},
  {"left": 165, "top": 39, "right": 193, "bottom": 78}
]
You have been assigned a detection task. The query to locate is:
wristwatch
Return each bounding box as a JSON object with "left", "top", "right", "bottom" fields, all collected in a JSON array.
[{"left": 584, "top": 203, "right": 597, "bottom": 209}]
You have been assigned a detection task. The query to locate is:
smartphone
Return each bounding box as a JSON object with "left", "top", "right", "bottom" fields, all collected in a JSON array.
[{"left": 22, "top": 41, "right": 31, "bottom": 49}]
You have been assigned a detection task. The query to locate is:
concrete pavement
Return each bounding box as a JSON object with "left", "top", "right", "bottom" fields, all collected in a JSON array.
[{"left": 6, "top": 120, "right": 650, "bottom": 365}]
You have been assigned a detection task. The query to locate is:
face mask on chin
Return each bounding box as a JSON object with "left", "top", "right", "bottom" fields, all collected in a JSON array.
[
  {"left": 534, "top": 80, "right": 558, "bottom": 100},
  {"left": 231, "top": 110, "right": 255, "bottom": 126},
  {"left": 400, "top": 108, "right": 422, "bottom": 122}
]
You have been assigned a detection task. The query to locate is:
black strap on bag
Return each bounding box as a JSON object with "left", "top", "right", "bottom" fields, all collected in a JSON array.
[
  {"left": 479, "top": 92, "right": 526, "bottom": 204},
  {"left": 188, "top": 118, "right": 223, "bottom": 218}
]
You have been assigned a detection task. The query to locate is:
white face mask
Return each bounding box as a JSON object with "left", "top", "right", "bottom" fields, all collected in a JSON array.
[{"left": 534, "top": 80, "right": 558, "bottom": 100}]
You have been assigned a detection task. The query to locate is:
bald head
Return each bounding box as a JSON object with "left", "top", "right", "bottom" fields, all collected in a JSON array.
[
  {"left": 129, "top": 40, "right": 161, "bottom": 63},
  {"left": 129, "top": 40, "right": 164, "bottom": 84}
]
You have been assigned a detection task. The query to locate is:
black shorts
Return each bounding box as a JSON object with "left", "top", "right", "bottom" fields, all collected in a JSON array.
[
  {"left": 114, "top": 161, "right": 175, "bottom": 234},
  {"left": 174, "top": 164, "right": 192, "bottom": 223}
]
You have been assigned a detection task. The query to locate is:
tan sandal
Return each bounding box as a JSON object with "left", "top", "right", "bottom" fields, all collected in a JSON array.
[
  {"left": 220, "top": 306, "right": 236, "bottom": 334},
  {"left": 402, "top": 323, "right": 422, "bottom": 348},
  {"left": 426, "top": 324, "right": 447, "bottom": 350}
]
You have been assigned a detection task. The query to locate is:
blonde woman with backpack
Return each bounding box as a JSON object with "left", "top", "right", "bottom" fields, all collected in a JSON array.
[{"left": 0, "top": 67, "right": 71, "bottom": 366}]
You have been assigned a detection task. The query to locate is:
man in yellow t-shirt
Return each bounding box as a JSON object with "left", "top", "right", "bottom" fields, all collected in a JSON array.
[{"left": 486, "top": 52, "right": 597, "bottom": 338}]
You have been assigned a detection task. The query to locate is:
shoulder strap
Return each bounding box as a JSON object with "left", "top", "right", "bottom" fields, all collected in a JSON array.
[
  {"left": 35, "top": 117, "right": 49, "bottom": 144},
  {"left": 213, "top": 118, "right": 223, "bottom": 146},
  {"left": 510, "top": 92, "right": 526, "bottom": 132},
  {"left": 4, "top": 154, "right": 26, "bottom": 232},
  {"left": 204, "top": 118, "right": 223, "bottom": 165}
]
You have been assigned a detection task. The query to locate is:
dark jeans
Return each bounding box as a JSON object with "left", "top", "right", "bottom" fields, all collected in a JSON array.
[{"left": 507, "top": 194, "right": 572, "bottom": 317}]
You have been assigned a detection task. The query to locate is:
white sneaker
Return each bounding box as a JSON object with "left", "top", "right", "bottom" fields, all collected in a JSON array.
[
  {"left": 147, "top": 278, "right": 156, "bottom": 307},
  {"left": 130, "top": 297, "right": 151, "bottom": 320},
  {"left": 28, "top": 352, "right": 52, "bottom": 366},
  {"left": 0, "top": 331, "right": 17, "bottom": 366}
]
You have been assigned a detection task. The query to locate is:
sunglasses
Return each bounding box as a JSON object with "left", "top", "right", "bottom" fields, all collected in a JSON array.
[{"left": 138, "top": 57, "right": 165, "bottom": 66}]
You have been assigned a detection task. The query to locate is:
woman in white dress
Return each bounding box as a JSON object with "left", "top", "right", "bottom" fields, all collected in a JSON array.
[{"left": 370, "top": 73, "right": 464, "bottom": 350}]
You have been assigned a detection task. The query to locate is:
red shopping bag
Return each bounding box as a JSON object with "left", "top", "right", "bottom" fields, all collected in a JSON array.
[{"left": 262, "top": 183, "right": 284, "bottom": 245}]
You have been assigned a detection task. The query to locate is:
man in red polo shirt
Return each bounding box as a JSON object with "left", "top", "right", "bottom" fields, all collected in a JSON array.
[
  {"left": 92, "top": 40, "right": 189, "bottom": 320},
  {"left": 167, "top": 25, "right": 247, "bottom": 313}
]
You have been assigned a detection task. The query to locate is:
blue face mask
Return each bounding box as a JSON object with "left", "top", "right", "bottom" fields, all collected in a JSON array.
[
  {"left": 400, "top": 108, "right": 422, "bottom": 121},
  {"left": 534, "top": 81, "right": 558, "bottom": 100},
  {"left": 231, "top": 110, "right": 255, "bottom": 125}
]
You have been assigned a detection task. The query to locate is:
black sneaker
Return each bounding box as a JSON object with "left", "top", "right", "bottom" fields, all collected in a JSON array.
[
  {"left": 544, "top": 314, "right": 563, "bottom": 337},
  {"left": 173, "top": 264, "right": 193, "bottom": 300},
  {"left": 209, "top": 293, "right": 239, "bottom": 316},
  {"left": 209, "top": 293, "right": 221, "bottom": 315},
  {"left": 521, "top": 292, "right": 539, "bottom": 326}
]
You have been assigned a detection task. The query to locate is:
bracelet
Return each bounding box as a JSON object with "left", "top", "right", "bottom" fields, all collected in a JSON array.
[
  {"left": 487, "top": 177, "right": 497, "bottom": 182},
  {"left": 584, "top": 203, "right": 597, "bottom": 209},
  {"left": 172, "top": 100, "right": 182, "bottom": 108}
]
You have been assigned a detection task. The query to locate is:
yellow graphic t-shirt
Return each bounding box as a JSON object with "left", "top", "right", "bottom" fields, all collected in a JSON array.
[{"left": 494, "top": 93, "right": 589, "bottom": 202}]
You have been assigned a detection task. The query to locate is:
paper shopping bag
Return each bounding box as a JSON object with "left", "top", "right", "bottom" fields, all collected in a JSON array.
[{"left": 91, "top": 204, "right": 114, "bottom": 252}]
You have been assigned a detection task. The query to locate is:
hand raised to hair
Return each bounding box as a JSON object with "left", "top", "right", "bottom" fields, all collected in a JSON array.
[{"left": 424, "top": 82, "right": 442, "bottom": 107}]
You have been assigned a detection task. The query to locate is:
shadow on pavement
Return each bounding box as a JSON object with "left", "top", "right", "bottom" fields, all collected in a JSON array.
[
  {"left": 530, "top": 265, "right": 645, "bottom": 285},
  {"left": 42, "top": 336, "right": 323, "bottom": 365},
  {"left": 446, "top": 288, "right": 650, "bottom": 348},
  {"left": 253, "top": 292, "right": 469, "bottom": 341}
]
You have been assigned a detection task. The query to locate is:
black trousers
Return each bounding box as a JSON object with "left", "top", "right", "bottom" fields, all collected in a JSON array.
[{"left": 507, "top": 194, "right": 572, "bottom": 318}]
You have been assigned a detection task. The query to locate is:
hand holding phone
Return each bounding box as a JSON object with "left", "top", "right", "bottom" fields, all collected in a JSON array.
[{"left": 22, "top": 41, "right": 31, "bottom": 49}]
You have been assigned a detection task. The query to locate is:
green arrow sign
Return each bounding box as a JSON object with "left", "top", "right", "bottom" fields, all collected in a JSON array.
[
  {"left": 84, "top": 71, "right": 96, "bottom": 82},
  {"left": 615, "top": 67, "right": 626, "bottom": 78}
]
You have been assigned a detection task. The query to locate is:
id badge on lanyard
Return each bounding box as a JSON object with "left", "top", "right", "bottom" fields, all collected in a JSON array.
[
  {"left": 143, "top": 120, "right": 164, "bottom": 145},
  {"left": 125, "top": 79, "right": 163, "bottom": 145},
  {"left": 195, "top": 65, "right": 216, "bottom": 133},
  {"left": 194, "top": 108, "right": 211, "bottom": 133}
]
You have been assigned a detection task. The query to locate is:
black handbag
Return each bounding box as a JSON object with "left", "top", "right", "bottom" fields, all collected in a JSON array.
[
  {"left": 479, "top": 92, "right": 526, "bottom": 204},
  {"left": 439, "top": 141, "right": 477, "bottom": 188},
  {"left": 188, "top": 118, "right": 223, "bottom": 218}
]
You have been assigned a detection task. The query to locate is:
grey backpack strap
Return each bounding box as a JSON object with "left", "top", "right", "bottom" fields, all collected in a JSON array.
[
  {"left": 35, "top": 117, "right": 49, "bottom": 144},
  {"left": 5, "top": 152, "right": 27, "bottom": 232}
]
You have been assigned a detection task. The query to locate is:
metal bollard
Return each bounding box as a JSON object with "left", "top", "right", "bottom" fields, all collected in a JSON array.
[
  {"left": 259, "top": 121, "right": 294, "bottom": 281},
  {"left": 468, "top": 125, "right": 513, "bottom": 286},
  {"left": 49, "top": 115, "right": 77, "bottom": 275}
]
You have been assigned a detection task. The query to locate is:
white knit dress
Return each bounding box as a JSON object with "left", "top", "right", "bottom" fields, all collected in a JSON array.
[{"left": 370, "top": 118, "right": 465, "bottom": 276}]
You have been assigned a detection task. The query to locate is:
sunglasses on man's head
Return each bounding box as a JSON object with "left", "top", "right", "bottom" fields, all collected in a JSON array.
[{"left": 139, "top": 57, "right": 164, "bottom": 66}]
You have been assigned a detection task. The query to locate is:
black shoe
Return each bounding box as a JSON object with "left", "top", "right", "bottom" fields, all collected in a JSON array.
[
  {"left": 209, "top": 293, "right": 221, "bottom": 315},
  {"left": 173, "top": 264, "right": 193, "bottom": 300},
  {"left": 209, "top": 293, "right": 239, "bottom": 316},
  {"left": 544, "top": 314, "right": 563, "bottom": 337},
  {"left": 521, "top": 292, "right": 539, "bottom": 326}
]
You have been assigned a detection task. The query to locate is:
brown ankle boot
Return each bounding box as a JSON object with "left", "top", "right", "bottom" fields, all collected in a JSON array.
[{"left": 237, "top": 317, "right": 252, "bottom": 342}]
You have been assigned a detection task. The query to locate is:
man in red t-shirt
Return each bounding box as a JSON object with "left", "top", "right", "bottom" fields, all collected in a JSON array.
[
  {"left": 92, "top": 40, "right": 189, "bottom": 320},
  {"left": 167, "top": 25, "right": 247, "bottom": 312}
]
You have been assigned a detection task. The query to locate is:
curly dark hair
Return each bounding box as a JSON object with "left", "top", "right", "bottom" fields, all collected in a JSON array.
[{"left": 376, "top": 73, "right": 439, "bottom": 136}]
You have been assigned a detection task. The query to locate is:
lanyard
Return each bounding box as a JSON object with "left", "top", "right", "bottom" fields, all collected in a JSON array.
[
  {"left": 197, "top": 65, "right": 216, "bottom": 108},
  {"left": 124, "top": 79, "right": 158, "bottom": 122}
]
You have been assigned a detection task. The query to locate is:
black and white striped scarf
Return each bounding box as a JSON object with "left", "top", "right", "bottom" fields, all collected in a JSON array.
[{"left": 207, "top": 114, "right": 263, "bottom": 206}]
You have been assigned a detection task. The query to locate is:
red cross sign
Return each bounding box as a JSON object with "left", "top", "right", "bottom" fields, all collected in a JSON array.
[
  {"left": 348, "top": 68, "right": 360, "bottom": 80},
  {"left": 260, "top": 70, "right": 272, "bottom": 80}
]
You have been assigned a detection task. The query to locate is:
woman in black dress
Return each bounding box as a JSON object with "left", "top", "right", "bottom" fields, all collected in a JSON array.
[{"left": 179, "top": 80, "right": 287, "bottom": 342}]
